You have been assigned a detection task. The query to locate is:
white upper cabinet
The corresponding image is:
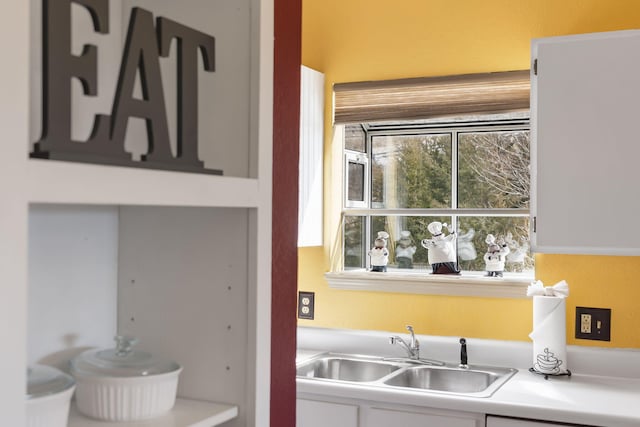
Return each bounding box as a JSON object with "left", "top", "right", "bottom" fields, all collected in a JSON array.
[
  {"left": 298, "top": 65, "right": 324, "bottom": 247},
  {"left": 531, "top": 30, "right": 640, "bottom": 255}
]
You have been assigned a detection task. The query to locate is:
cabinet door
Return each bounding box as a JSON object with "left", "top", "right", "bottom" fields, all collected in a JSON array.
[
  {"left": 531, "top": 30, "right": 640, "bottom": 255},
  {"left": 487, "top": 415, "right": 575, "bottom": 426},
  {"left": 366, "top": 407, "right": 481, "bottom": 427},
  {"left": 298, "top": 65, "right": 324, "bottom": 247},
  {"left": 297, "top": 399, "right": 359, "bottom": 427}
]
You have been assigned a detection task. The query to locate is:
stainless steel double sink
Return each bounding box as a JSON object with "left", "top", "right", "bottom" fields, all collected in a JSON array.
[{"left": 296, "top": 353, "right": 516, "bottom": 398}]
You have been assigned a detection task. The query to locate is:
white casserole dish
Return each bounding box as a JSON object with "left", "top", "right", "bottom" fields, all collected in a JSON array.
[
  {"left": 27, "top": 364, "right": 75, "bottom": 427},
  {"left": 70, "top": 336, "right": 182, "bottom": 422}
]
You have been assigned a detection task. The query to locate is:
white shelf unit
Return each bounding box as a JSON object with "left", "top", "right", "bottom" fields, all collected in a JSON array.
[
  {"left": 69, "top": 399, "right": 238, "bottom": 427},
  {"left": 0, "top": 0, "right": 273, "bottom": 426},
  {"left": 27, "top": 160, "right": 263, "bottom": 208}
]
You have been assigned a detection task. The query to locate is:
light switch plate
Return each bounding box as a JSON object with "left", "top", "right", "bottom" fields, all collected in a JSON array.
[{"left": 575, "top": 307, "right": 611, "bottom": 341}]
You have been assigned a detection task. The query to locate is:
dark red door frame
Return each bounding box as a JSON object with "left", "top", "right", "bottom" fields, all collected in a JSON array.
[{"left": 271, "top": 0, "right": 301, "bottom": 424}]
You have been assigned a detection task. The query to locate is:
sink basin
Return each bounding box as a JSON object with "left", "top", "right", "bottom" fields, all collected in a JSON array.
[
  {"left": 297, "top": 353, "right": 516, "bottom": 397},
  {"left": 296, "top": 354, "right": 406, "bottom": 382},
  {"left": 383, "top": 365, "right": 516, "bottom": 397}
]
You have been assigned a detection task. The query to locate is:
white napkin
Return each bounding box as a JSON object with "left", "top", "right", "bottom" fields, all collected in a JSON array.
[{"left": 527, "top": 279, "right": 569, "bottom": 298}]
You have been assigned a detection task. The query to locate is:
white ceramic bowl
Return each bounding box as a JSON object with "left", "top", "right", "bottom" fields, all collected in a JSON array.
[
  {"left": 27, "top": 385, "right": 75, "bottom": 427},
  {"left": 70, "top": 336, "right": 182, "bottom": 422},
  {"left": 73, "top": 368, "right": 182, "bottom": 421},
  {"left": 26, "top": 365, "right": 75, "bottom": 427}
]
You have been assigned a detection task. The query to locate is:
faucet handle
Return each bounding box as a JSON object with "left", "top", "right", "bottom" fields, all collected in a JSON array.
[
  {"left": 459, "top": 337, "right": 468, "bottom": 368},
  {"left": 405, "top": 325, "right": 419, "bottom": 357},
  {"left": 406, "top": 325, "right": 417, "bottom": 345}
]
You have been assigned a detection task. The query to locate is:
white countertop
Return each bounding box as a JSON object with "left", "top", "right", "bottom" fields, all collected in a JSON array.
[
  {"left": 488, "top": 370, "right": 640, "bottom": 426},
  {"left": 297, "top": 327, "right": 640, "bottom": 427}
]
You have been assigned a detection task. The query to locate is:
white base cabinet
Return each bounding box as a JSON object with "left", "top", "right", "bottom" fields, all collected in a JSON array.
[
  {"left": 487, "top": 416, "right": 576, "bottom": 427},
  {"left": 296, "top": 396, "right": 483, "bottom": 427},
  {"left": 366, "top": 407, "right": 482, "bottom": 427},
  {"left": 297, "top": 399, "right": 359, "bottom": 427}
]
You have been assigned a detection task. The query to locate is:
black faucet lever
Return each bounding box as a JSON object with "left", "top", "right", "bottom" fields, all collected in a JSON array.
[{"left": 459, "top": 337, "right": 468, "bottom": 368}]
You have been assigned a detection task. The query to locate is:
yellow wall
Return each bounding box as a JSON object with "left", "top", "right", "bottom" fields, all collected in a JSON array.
[{"left": 299, "top": 0, "right": 640, "bottom": 348}]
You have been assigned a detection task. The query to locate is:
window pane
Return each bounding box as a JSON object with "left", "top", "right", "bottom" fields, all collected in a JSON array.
[
  {"left": 347, "top": 161, "right": 365, "bottom": 202},
  {"left": 457, "top": 216, "right": 532, "bottom": 274},
  {"left": 344, "top": 215, "right": 366, "bottom": 270},
  {"left": 345, "top": 124, "right": 366, "bottom": 152},
  {"left": 370, "top": 216, "right": 451, "bottom": 271},
  {"left": 458, "top": 130, "right": 530, "bottom": 208},
  {"left": 371, "top": 134, "right": 452, "bottom": 209}
]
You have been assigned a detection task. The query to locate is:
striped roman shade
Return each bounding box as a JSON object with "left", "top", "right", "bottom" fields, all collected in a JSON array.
[{"left": 333, "top": 70, "right": 530, "bottom": 124}]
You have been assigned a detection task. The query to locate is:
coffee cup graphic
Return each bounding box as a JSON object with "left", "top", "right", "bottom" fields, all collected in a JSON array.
[{"left": 534, "top": 348, "right": 563, "bottom": 374}]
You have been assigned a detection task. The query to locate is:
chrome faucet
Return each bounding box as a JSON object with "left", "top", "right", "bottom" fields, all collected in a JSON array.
[{"left": 389, "top": 325, "right": 420, "bottom": 359}]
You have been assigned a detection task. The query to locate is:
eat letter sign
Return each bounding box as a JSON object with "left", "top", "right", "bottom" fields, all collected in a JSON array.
[{"left": 32, "top": 0, "right": 222, "bottom": 175}]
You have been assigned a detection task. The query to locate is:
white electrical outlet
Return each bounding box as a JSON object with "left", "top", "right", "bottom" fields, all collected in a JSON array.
[
  {"left": 298, "top": 291, "right": 315, "bottom": 320},
  {"left": 581, "top": 313, "right": 592, "bottom": 333}
]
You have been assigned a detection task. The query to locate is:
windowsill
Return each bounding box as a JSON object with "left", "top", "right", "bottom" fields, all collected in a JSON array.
[{"left": 324, "top": 270, "right": 532, "bottom": 298}]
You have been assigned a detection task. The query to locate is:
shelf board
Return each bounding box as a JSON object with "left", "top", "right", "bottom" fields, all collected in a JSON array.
[
  {"left": 325, "top": 271, "right": 531, "bottom": 299},
  {"left": 68, "top": 398, "right": 238, "bottom": 427},
  {"left": 27, "top": 158, "right": 262, "bottom": 208}
]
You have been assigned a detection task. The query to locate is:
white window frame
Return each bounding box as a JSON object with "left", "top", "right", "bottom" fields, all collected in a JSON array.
[{"left": 326, "top": 118, "right": 534, "bottom": 299}]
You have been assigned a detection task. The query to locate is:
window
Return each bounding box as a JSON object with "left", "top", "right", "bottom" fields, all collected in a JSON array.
[
  {"left": 341, "top": 115, "right": 533, "bottom": 278},
  {"left": 345, "top": 152, "right": 368, "bottom": 208}
]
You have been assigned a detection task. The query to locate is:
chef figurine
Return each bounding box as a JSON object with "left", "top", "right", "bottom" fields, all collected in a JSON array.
[
  {"left": 368, "top": 231, "right": 390, "bottom": 272},
  {"left": 505, "top": 232, "right": 529, "bottom": 273},
  {"left": 456, "top": 228, "right": 477, "bottom": 262},
  {"left": 421, "top": 222, "right": 460, "bottom": 274},
  {"left": 395, "top": 230, "right": 417, "bottom": 269},
  {"left": 483, "top": 234, "right": 510, "bottom": 277}
]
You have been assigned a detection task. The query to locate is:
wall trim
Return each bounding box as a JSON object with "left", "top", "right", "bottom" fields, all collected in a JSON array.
[{"left": 325, "top": 271, "right": 531, "bottom": 298}]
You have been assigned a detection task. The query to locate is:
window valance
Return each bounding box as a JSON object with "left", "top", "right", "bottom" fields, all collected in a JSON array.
[{"left": 333, "top": 70, "right": 530, "bottom": 124}]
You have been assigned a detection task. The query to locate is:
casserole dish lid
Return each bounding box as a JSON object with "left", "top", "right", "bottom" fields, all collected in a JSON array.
[
  {"left": 27, "top": 364, "right": 75, "bottom": 399},
  {"left": 70, "top": 336, "right": 181, "bottom": 377}
]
